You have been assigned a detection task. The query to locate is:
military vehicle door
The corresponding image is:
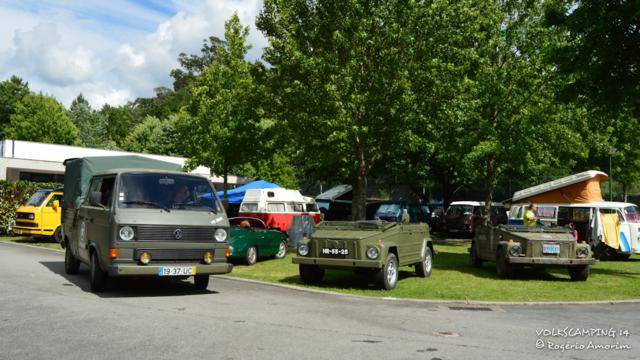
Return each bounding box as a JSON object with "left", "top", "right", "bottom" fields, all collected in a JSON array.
[
  {"left": 477, "top": 225, "right": 495, "bottom": 259},
  {"left": 77, "top": 175, "right": 115, "bottom": 262},
  {"left": 398, "top": 224, "right": 423, "bottom": 265}
]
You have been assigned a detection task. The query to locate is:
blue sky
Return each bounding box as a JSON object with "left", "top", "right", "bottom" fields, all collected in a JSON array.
[{"left": 0, "top": 0, "right": 266, "bottom": 107}]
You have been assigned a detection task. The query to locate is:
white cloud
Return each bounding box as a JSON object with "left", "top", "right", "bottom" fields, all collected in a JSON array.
[{"left": 0, "top": 0, "right": 267, "bottom": 109}]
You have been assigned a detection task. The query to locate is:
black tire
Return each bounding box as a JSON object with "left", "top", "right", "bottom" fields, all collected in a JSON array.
[
  {"left": 299, "top": 264, "right": 324, "bottom": 284},
  {"left": 568, "top": 265, "right": 589, "bottom": 281},
  {"left": 470, "top": 242, "right": 483, "bottom": 268},
  {"left": 245, "top": 246, "right": 258, "bottom": 265},
  {"left": 64, "top": 245, "right": 80, "bottom": 275},
  {"left": 274, "top": 240, "right": 287, "bottom": 259},
  {"left": 495, "top": 248, "right": 514, "bottom": 278},
  {"left": 415, "top": 246, "right": 433, "bottom": 278},
  {"left": 375, "top": 253, "right": 399, "bottom": 290},
  {"left": 53, "top": 226, "right": 63, "bottom": 243},
  {"left": 193, "top": 275, "right": 210, "bottom": 290},
  {"left": 90, "top": 251, "right": 108, "bottom": 293}
]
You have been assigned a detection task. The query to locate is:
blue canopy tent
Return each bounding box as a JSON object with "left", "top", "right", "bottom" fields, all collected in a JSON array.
[{"left": 208, "top": 180, "right": 281, "bottom": 204}]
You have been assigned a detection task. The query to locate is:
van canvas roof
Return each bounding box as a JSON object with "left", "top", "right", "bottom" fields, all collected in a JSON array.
[{"left": 512, "top": 170, "right": 608, "bottom": 204}]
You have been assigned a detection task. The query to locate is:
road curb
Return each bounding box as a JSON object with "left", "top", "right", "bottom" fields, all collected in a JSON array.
[{"left": 4, "top": 240, "right": 639, "bottom": 306}]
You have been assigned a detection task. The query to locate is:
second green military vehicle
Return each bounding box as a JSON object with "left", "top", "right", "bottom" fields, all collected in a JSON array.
[
  {"left": 61, "top": 156, "right": 233, "bottom": 292},
  {"left": 471, "top": 224, "right": 596, "bottom": 280},
  {"left": 292, "top": 220, "right": 434, "bottom": 290}
]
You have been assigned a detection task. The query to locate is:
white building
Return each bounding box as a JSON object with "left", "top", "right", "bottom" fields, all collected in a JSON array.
[{"left": 0, "top": 139, "right": 248, "bottom": 187}]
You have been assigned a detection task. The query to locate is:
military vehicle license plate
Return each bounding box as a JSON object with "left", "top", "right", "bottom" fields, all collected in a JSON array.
[
  {"left": 542, "top": 244, "right": 560, "bottom": 254},
  {"left": 321, "top": 248, "right": 349, "bottom": 257},
  {"left": 158, "top": 266, "right": 196, "bottom": 276}
]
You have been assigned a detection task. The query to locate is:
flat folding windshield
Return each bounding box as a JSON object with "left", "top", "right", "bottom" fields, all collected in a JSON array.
[
  {"left": 118, "top": 173, "right": 220, "bottom": 212},
  {"left": 26, "top": 190, "right": 52, "bottom": 206},
  {"left": 378, "top": 204, "right": 401, "bottom": 213}
]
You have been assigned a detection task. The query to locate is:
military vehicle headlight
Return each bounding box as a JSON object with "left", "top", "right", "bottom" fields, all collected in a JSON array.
[
  {"left": 508, "top": 244, "right": 522, "bottom": 257},
  {"left": 203, "top": 251, "right": 213, "bottom": 264},
  {"left": 366, "top": 247, "right": 379, "bottom": 259},
  {"left": 214, "top": 228, "right": 228, "bottom": 242},
  {"left": 298, "top": 244, "right": 310, "bottom": 256},
  {"left": 576, "top": 246, "right": 589, "bottom": 258},
  {"left": 119, "top": 226, "right": 135, "bottom": 241},
  {"left": 139, "top": 251, "right": 151, "bottom": 265}
]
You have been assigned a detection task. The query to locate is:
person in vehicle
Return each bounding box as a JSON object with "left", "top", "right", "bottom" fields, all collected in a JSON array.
[
  {"left": 568, "top": 222, "right": 579, "bottom": 241},
  {"left": 523, "top": 203, "right": 539, "bottom": 227},
  {"left": 173, "top": 185, "right": 189, "bottom": 204}
]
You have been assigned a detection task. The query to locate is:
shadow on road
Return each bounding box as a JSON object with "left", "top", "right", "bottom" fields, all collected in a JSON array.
[{"left": 39, "top": 261, "right": 218, "bottom": 297}]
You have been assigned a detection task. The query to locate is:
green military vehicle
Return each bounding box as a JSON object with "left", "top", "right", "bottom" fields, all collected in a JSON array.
[
  {"left": 470, "top": 224, "right": 596, "bottom": 281},
  {"left": 292, "top": 220, "right": 434, "bottom": 290},
  {"left": 61, "top": 156, "right": 233, "bottom": 292}
]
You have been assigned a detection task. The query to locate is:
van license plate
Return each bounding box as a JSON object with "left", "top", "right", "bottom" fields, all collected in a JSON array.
[
  {"left": 158, "top": 266, "right": 196, "bottom": 276},
  {"left": 543, "top": 244, "right": 560, "bottom": 255}
]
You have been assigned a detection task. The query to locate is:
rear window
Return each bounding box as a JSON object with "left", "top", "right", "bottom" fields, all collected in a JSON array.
[
  {"left": 268, "top": 203, "right": 285, "bottom": 212},
  {"left": 448, "top": 205, "right": 473, "bottom": 216}
]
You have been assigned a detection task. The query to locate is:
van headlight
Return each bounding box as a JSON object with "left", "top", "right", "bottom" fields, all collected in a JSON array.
[
  {"left": 366, "top": 247, "right": 379, "bottom": 259},
  {"left": 508, "top": 244, "right": 522, "bottom": 257},
  {"left": 214, "top": 228, "right": 227, "bottom": 242},
  {"left": 576, "top": 246, "right": 589, "bottom": 258},
  {"left": 119, "top": 226, "right": 135, "bottom": 241},
  {"left": 298, "top": 244, "right": 309, "bottom": 256},
  {"left": 27, "top": 213, "right": 35, "bottom": 220}
]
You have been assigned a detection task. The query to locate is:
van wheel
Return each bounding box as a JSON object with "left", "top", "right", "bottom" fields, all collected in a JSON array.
[
  {"left": 470, "top": 242, "right": 483, "bottom": 268},
  {"left": 568, "top": 265, "right": 589, "bottom": 281},
  {"left": 275, "top": 241, "right": 287, "bottom": 259},
  {"left": 90, "top": 251, "right": 108, "bottom": 293},
  {"left": 495, "top": 248, "right": 514, "bottom": 278},
  {"left": 64, "top": 245, "right": 80, "bottom": 275},
  {"left": 415, "top": 247, "right": 433, "bottom": 278},
  {"left": 375, "top": 253, "right": 399, "bottom": 290},
  {"left": 194, "top": 275, "right": 210, "bottom": 290},
  {"left": 299, "top": 264, "right": 324, "bottom": 284},
  {"left": 245, "top": 246, "right": 258, "bottom": 265},
  {"left": 53, "top": 226, "right": 63, "bottom": 243}
]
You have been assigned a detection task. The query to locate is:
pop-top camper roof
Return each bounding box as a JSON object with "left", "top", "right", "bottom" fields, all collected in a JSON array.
[{"left": 512, "top": 170, "right": 609, "bottom": 204}]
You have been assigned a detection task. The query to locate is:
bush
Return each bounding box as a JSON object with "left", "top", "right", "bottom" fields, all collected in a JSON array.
[{"left": 0, "top": 180, "right": 61, "bottom": 235}]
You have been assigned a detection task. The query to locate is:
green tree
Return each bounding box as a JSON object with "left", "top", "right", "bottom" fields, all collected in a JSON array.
[
  {"left": 179, "top": 13, "right": 261, "bottom": 198},
  {"left": 0, "top": 76, "right": 30, "bottom": 138},
  {"left": 69, "top": 94, "right": 116, "bottom": 149},
  {"left": 99, "top": 103, "right": 138, "bottom": 147},
  {"left": 123, "top": 115, "right": 179, "bottom": 156},
  {"left": 257, "top": 0, "right": 418, "bottom": 219},
  {"left": 171, "top": 36, "right": 225, "bottom": 91},
  {"left": 5, "top": 93, "right": 79, "bottom": 145}
]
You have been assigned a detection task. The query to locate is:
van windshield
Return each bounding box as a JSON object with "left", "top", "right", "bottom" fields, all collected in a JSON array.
[
  {"left": 118, "top": 173, "right": 221, "bottom": 212},
  {"left": 377, "top": 204, "right": 401, "bottom": 213},
  {"left": 26, "top": 190, "right": 52, "bottom": 206}
]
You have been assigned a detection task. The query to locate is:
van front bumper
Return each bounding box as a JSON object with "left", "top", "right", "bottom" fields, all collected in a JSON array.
[
  {"left": 108, "top": 262, "right": 233, "bottom": 276},
  {"left": 12, "top": 227, "right": 54, "bottom": 236},
  {"left": 507, "top": 257, "right": 596, "bottom": 266},
  {"left": 293, "top": 256, "right": 383, "bottom": 269}
]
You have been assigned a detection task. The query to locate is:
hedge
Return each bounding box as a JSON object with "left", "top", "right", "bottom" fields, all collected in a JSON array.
[{"left": 0, "top": 180, "right": 62, "bottom": 235}]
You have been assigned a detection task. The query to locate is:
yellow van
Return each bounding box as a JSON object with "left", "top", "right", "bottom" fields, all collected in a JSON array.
[{"left": 12, "top": 188, "right": 63, "bottom": 240}]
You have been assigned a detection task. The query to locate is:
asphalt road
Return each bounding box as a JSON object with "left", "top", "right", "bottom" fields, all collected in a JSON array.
[{"left": 0, "top": 241, "right": 638, "bottom": 360}]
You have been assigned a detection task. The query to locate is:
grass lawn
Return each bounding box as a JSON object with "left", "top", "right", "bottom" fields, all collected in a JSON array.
[
  {"left": 3, "top": 236, "right": 639, "bottom": 302},
  {"left": 229, "top": 242, "right": 640, "bottom": 302},
  {"left": 0, "top": 236, "right": 62, "bottom": 250}
]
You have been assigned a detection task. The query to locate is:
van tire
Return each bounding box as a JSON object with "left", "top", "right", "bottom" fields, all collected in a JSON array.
[
  {"left": 495, "top": 248, "right": 514, "bottom": 278},
  {"left": 470, "top": 242, "right": 483, "bottom": 268},
  {"left": 568, "top": 265, "right": 589, "bottom": 281},
  {"left": 299, "top": 264, "right": 324, "bottom": 284},
  {"left": 415, "top": 246, "right": 433, "bottom": 278},
  {"left": 64, "top": 245, "right": 80, "bottom": 275},
  {"left": 245, "top": 246, "right": 258, "bottom": 265},
  {"left": 194, "top": 275, "right": 210, "bottom": 290},
  {"left": 90, "top": 251, "right": 108, "bottom": 293},
  {"left": 375, "top": 253, "right": 399, "bottom": 290},
  {"left": 53, "top": 226, "right": 63, "bottom": 244}
]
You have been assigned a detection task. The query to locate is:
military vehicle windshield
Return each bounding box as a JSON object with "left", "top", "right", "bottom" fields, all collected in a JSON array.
[
  {"left": 26, "top": 189, "right": 52, "bottom": 206},
  {"left": 118, "top": 173, "right": 221, "bottom": 212}
]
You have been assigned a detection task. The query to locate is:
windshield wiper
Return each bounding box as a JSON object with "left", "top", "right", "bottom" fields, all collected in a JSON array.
[
  {"left": 174, "top": 202, "right": 217, "bottom": 213},
  {"left": 122, "top": 201, "right": 170, "bottom": 212}
]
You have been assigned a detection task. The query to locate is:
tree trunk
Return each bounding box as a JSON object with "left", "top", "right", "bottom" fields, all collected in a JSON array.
[
  {"left": 441, "top": 173, "right": 453, "bottom": 210},
  {"left": 623, "top": 182, "right": 628, "bottom": 203},
  {"left": 352, "top": 148, "right": 368, "bottom": 221},
  {"left": 223, "top": 171, "right": 228, "bottom": 200},
  {"left": 484, "top": 156, "right": 496, "bottom": 226}
]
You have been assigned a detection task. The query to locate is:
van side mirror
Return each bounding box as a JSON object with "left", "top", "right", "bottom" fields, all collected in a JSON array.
[{"left": 52, "top": 200, "right": 60, "bottom": 211}]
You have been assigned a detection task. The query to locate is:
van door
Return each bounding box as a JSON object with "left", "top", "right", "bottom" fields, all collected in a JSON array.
[
  {"left": 42, "top": 193, "right": 63, "bottom": 233},
  {"left": 78, "top": 176, "right": 115, "bottom": 262}
]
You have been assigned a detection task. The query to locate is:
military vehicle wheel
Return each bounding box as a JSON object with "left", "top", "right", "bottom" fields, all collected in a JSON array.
[
  {"left": 90, "top": 251, "right": 108, "bottom": 293},
  {"left": 415, "top": 246, "right": 433, "bottom": 278},
  {"left": 64, "top": 245, "right": 80, "bottom": 275},
  {"left": 495, "top": 248, "right": 514, "bottom": 278},
  {"left": 245, "top": 246, "right": 258, "bottom": 265},
  {"left": 193, "top": 275, "right": 210, "bottom": 290},
  {"left": 376, "top": 253, "right": 399, "bottom": 290},
  {"left": 299, "top": 264, "right": 324, "bottom": 284},
  {"left": 275, "top": 241, "right": 287, "bottom": 259},
  {"left": 469, "top": 242, "right": 483, "bottom": 268},
  {"left": 568, "top": 265, "right": 589, "bottom": 281}
]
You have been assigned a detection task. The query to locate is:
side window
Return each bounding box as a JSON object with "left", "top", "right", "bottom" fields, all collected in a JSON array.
[
  {"left": 268, "top": 203, "right": 285, "bottom": 212},
  {"left": 46, "top": 194, "right": 63, "bottom": 207},
  {"left": 86, "top": 176, "right": 115, "bottom": 208},
  {"left": 86, "top": 177, "right": 102, "bottom": 205}
]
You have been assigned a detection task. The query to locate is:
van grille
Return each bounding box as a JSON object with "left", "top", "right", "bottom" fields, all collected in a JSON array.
[
  {"left": 134, "top": 249, "right": 212, "bottom": 261},
  {"left": 133, "top": 225, "right": 215, "bottom": 242},
  {"left": 15, "top": 221, "right": 38, "bottom": 228}
]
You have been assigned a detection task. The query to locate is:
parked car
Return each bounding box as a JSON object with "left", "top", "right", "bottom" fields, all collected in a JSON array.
[
  {"left": 228, "top": 217, "right": 288, "bottom": 265},
  {"left": 373, "top": 201, "right": 429, "bottom": 223},
  {"left": 238, "top": 188, "right": 321, "bottom": 232},
  {"left": 293, "top": 220, "right": 434, "bottom": 290},
  {"left": 444, "top": 201, "right": 506, "bottom": 236},
  {"left": 12, "top": 187, "right": 63, "bottom": 241},
  {"left": 426, "top": 201, "right": 445, "bottom": 231},
  {"left": 471, "top": 224, "right": 595, "bottom": 280},
  {"left": 61, "top": 156, "right": 233, "bottom": 292}
]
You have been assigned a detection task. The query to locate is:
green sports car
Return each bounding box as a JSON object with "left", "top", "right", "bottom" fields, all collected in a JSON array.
[{"left": 229, "top": 217, "right": 288, "bottom": 265}]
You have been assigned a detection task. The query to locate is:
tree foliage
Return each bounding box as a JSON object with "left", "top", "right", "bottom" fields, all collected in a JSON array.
[
  {"left": 124, "top": 115, "right": 180, "bottom": 156},
  {"left": 0, "top": 76, "right": 29, "bottom": 138}
]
